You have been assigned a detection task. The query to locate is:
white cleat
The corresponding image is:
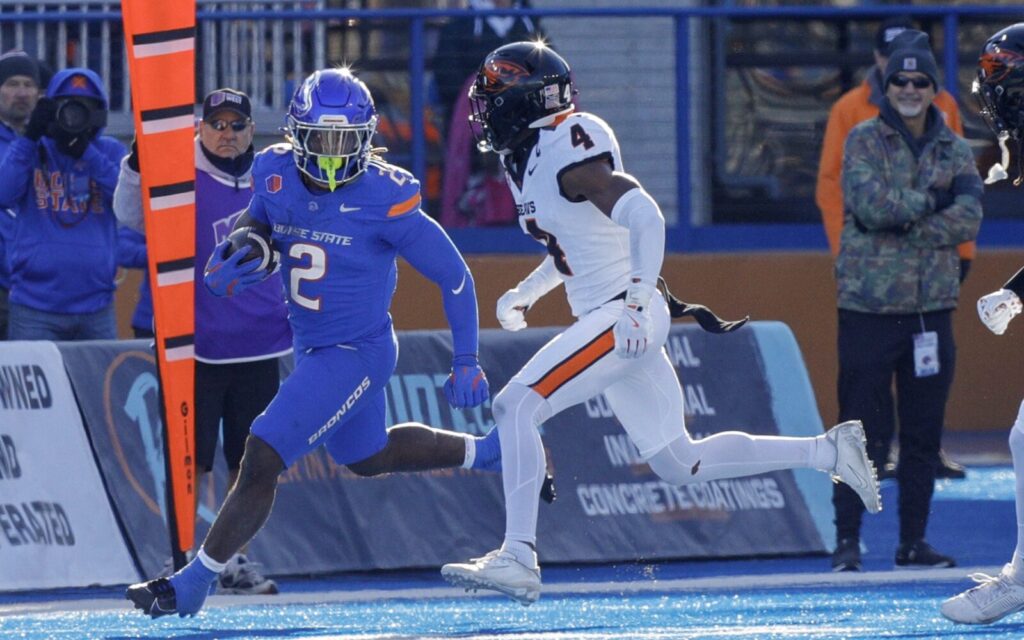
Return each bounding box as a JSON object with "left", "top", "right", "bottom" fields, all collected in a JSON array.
[
  {"left": 941, "top": 565, "right": 1024, "bottom": 625},
  {"left": 441, "top": 549, "right": 541, "bottom": 606},
  {"left": 827, "top": 420, "right": 882, "bottom": 514}
]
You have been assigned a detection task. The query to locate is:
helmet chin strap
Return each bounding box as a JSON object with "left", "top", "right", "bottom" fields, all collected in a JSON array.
[
  {"left": 317, "top": 156, "right": 344, "bottom": 192},
  {"left": 986, "top": 131, "right": 1012, "bottom": 185}
]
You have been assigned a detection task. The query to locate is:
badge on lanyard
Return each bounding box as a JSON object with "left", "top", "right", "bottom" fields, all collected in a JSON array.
[{"left": 913, "top": 331, "right": 939, "bottom": 377}]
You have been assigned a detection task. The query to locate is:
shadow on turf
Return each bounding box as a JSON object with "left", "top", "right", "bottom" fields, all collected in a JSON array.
[
  {"left": 900, "top": 622, "right": 1024, "bottom": 637},
  {"left": 106, "top": 630, "right": 321, "bottom": 640},
  {"left": 107, "top": 627, "right": 614, "bottom": 640}
]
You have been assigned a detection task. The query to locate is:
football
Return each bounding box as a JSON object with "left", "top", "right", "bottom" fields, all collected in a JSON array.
[{"left": 225, "top": 226, "right": 276, "bottom": 274}]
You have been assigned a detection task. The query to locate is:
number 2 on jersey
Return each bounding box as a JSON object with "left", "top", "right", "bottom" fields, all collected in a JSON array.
[
  {"left": 525, "top": 218, "right": 573, "bottom": 276},
  {"left": 289, "top": 243, "right": 326, "bottom": 310}
]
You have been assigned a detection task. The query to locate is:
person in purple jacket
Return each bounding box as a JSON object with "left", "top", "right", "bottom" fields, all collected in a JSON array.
[
  {"left": 114, "top": 88, "right": 290, "bottom": 595},
  {"left": 0, "top": 66, "right": 125, "bottom": 340}
]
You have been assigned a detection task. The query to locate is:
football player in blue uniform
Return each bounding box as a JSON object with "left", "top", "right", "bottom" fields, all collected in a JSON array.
[{"left": 127, "top": 68, "right": 501, "bottom": 618}]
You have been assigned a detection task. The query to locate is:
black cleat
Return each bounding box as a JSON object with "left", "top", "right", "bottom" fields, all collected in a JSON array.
[
  {"left": 831, "top": 537, "right": 862, "bottom": 572},
  {"left": 895, "top": 539, "right": 956, "bottom": 569},
  {"left": 936, "top": 450, "right": 967, "bottom": 480},
  {"left": 126, "top": 577, "right": 179, "bottom": 618},
  {"left": 880, "top": 449, "right": 966, "bottom": 480}
]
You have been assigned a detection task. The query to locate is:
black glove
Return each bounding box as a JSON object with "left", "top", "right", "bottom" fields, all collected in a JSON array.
[
  {"left": 24, "top": 98, "right": 56, "bottom": 141},
  {"left": 930, "top": 187, "right": 955, "bottom": 212},
  {"left": 959, "top": 258, "right": 972, "bottom": 284},
  {"left": 126, "top": 136, "right": 139, "bottom": 171},
  {"left": 55, "top": 131, "right": 93, "bottom": 159}
]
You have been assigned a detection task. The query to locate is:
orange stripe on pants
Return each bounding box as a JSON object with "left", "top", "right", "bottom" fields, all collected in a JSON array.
[{"left": 530, "top": 328, "right": 615, "bottom": 399}]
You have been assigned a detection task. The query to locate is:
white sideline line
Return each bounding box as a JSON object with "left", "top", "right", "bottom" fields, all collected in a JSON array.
[{"left": 0, "top": 565, "right": 993, "bottom": 617}]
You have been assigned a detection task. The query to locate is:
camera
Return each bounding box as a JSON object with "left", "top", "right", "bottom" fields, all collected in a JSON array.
[{"left": 50, "top": 97, "right": 107, "bottom": 138}]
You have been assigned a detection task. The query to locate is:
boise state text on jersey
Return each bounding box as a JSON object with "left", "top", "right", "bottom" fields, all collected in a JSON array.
[{"left": 247, "top": 144, "right": 430, "bottom": 351}]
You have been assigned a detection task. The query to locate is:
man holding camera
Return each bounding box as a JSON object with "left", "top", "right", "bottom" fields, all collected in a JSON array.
[{"left": 0, "top": 67, "right": 125, "bottom": 340}]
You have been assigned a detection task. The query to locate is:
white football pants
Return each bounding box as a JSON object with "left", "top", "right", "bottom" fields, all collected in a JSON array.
[{"left": 493, "top": 292, "right": 835, "bottom": 547}]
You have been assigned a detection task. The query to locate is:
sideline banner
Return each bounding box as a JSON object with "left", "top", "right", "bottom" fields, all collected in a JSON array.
[
  {"left": 120, "top": 0, "right": 198, "bottom": 557},
  {"left": 0, "top": 341, "right": 137, "bottom": 590},
  {"left": 66, "top": 322, "right": 825, "bottom": 577},
  {"left": 59, "top": 341, "right": 171, "bottom": 579}
]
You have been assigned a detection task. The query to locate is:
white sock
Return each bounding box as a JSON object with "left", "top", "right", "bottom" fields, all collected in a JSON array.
[
  {"left": 648, "top": 431, "right": 822, "bottom": 485},
  {"left": 815, "top": 433, "right": 838, "bottom": 471},
  {"left": 461, "top": 433, "right": 476, "bottom": 469},
  {"left": 501, "top": 539, "right": 538, "bottom": 570},
  {"left": 1009, "top": 403, "right": 1024, "bottom": 582},
  {"left": 196, "top": 548, "right": 228, "bottom": 574},
  {"left": 1010, "top": 552, "right": 1024, "bottom": 583}
]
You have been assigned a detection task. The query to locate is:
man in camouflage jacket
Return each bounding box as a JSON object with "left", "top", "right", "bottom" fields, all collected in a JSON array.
[{"left": 831, "top": 46, "right": 983, "bottom": 572}]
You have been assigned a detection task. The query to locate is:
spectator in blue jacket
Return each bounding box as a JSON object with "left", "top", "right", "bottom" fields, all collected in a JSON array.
[
  {"left": 0, "top": 67, "right": 126, "bottom": 340},
  {"left": 0, "top": 51, "right": 42, "bottom": 339}
]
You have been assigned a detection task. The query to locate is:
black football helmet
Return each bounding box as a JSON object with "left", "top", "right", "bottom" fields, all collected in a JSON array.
[
  {"left": 975, "top": 23, "right": 1024, "bottom": 140},
  {"left": 469, "top": 41, "right": 574, "bottom": 154}
]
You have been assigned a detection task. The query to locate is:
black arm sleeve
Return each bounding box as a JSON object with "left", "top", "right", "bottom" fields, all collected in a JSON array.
[{"left": 1005, "top": 265, "right": 1024, "bottom": 299}]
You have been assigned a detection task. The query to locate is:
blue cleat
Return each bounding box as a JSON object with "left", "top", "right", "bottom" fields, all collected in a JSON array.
[
  {"left": 126, "top": 577, "right": 180, "bottom": 619},
  {"left": 470, "top": 428, "right": 502, "bottom": 472},
  {"left": 127, "top": 559, "right": 218, "bottom": 618}
]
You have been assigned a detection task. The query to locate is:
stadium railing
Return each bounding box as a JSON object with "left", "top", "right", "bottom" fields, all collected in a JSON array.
[{"left": 0, "top": 3, "right": 1022, "bottom": 252}]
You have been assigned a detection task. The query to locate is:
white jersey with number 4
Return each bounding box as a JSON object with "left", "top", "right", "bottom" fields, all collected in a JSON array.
[{"left": 509, "top": 112, "right": 631, "bottom": 318}]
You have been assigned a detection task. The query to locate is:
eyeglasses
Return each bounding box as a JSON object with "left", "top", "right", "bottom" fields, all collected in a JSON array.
[
  {"left": 205, "top": 119, "right": 250, "bottom": 132},
  {"left": 889, "top": 75, "right": 933, "bottom": 90}
]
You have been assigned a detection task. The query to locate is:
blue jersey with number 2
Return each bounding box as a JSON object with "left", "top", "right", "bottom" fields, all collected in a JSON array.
[{"left": 248, "top": 144, "right": 460, "bottom": 352}]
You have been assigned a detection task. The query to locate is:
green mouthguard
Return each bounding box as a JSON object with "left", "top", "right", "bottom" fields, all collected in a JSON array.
[{"left": 317, "top": 156, "right": 345, "bottom": 191}]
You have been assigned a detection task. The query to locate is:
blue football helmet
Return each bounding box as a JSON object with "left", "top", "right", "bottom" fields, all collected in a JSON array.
[{"left": 286, "top": 68, "right": 378, "bottom": 191}]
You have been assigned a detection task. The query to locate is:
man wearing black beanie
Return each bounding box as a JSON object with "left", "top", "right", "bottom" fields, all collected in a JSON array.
[
  {"left": 830, "top": 39, "right": 983, "bottom": 573},
  {"left": 0, "top": 50, "right": 41, "bottom": 341},
  {"left": 0, "top": 50, "right": 40, "bottom": 136}
]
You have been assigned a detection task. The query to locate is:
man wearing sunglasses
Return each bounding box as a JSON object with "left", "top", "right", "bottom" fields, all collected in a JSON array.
[
  {"left": 830, "top": 45, "right": 983, "bottom": 573},
  {"left": 114, "top": 87, "right": 290, "bottom": 596},
  {"left": 818, "top": 24, "right": 972, "bottom": 484}
]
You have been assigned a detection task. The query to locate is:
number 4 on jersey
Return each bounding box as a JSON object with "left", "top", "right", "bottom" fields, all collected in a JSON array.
[{"left": 570, "top": 123, "right": 594, "bottom": 150}]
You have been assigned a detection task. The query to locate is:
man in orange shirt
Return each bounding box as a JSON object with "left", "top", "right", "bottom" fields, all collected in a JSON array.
[{"left": 816, "top": 19, "right": 971, "bottom": 480}]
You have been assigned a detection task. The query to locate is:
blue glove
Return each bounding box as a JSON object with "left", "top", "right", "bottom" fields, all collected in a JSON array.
[
  {"left": 444, "top": 354, "right": 489, "bottom": 408},
  {"left": 203, "top": 239, "right": 267, "bottom": 297}
]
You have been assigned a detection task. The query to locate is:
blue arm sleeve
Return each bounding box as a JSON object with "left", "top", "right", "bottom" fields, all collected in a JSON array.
[
  {"left": 395, "top": 212, "right": 479, "bottom": 358},
  {"left": 81, "top": 139, "right": 127, "bottom": 203},
  {"left": 0, "top": 137, "right": 37, "bottom": 208}
]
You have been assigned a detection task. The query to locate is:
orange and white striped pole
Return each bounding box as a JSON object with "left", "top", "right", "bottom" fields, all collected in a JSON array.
[{"left": 120, "top": 0, "right": 197, "bottom": 567}]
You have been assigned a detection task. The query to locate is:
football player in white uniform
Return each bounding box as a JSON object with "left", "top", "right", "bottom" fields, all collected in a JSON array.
[
  {"left": 441, "top": 41, "right": 881, "bottom": 605},
  {"left": 941, "top": 23, "right": 1024, "bottom": 626}
]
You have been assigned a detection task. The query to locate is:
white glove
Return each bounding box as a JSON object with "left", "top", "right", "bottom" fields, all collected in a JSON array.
[
  {"left": 614, "top": 283, "right": 655, "bottom": 359},
  {"left": 496, "top": 288, "right": 532, "bottom": 332},
  {"left": 978, "top": 289, "right": 1023, "bottom": 335}
]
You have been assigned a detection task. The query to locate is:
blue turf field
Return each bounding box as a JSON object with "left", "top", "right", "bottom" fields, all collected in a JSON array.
[{"left": 1, "top": 466, "right": 1019, "bottom": 639}]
